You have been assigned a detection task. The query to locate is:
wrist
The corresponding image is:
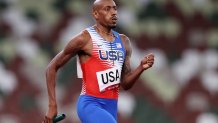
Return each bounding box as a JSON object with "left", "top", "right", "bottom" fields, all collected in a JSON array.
[
  {"left": 49, "top": 103, "right": 57, "bottom": 107},
  {"left": 138, "top": 64, "right": 145, "bottom": 72}
]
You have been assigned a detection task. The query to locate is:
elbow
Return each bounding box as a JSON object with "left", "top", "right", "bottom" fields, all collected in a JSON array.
[
  {"left": 46, "top": 65, "right": 51, "bottom": 75},
  {"left": 123, "top": 87, "right": 131, "bottom": 91},
  {"left": 122, "top": 86, "right": 131, "bottom": 91},
  {"left": 45, "top": 64, "right": 57, "bottom": 76},
  {"left": 121, "top": 83, "right": 132, "bottom": 90}
]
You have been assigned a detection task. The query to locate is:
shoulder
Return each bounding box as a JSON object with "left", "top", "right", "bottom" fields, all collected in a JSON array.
[
  {"left": 119, "top": 34, "right": 131, "bottom": 45},
  {"left": 81, "top": 29, "right": 91, "bottom": 40},
  {"left": 73, "top": 29, "right": 91, "bottom": 42},
  {"left": 63, "top": 28, "right": 92, "bottom": 52},
  {"left": 119, "top": 34, "right": 131, "bottom": 49},
  {"left": 67, "top": 29, "right": 91, "bottom": 46}
]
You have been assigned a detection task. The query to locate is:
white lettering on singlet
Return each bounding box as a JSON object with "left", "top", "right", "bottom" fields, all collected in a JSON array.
[{"left": 96, "top": 67, "right": 121, "bottom": 92}]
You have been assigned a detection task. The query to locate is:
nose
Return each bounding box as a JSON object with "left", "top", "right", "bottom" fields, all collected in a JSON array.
[{"left": 111, "top": 8, "right": 117, "bottom": 15}]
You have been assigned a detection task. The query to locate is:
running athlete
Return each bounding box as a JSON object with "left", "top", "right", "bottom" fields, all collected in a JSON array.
[{"left": 42, "top": 0, "right": 154, "bottom": 123}]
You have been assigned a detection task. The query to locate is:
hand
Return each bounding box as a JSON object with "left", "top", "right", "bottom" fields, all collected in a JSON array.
[
  {"left": 42, "top": 105, "right": 57, "bottom": 123},
  {"left": 42, "top": 116, "right": 53, "bottom": 123},
  {"left": 141, "top": 53, "right": 154, "bottom": 70}
]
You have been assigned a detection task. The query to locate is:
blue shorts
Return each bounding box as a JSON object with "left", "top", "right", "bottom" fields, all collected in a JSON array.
[{"left": 77, "top": 95, "right": 118, "bottom": 123}]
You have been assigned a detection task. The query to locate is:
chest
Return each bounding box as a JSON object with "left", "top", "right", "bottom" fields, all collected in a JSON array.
[{"left": 93, "top": 40, "right": 125, "bottom": 63}]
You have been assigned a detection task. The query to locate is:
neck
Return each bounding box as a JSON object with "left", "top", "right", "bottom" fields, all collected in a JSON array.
[{"left": 94, "top": 24, "right": 113, "bottom": 37}]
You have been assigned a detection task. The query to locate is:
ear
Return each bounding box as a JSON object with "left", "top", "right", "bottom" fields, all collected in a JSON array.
[{"left": 92, "top": 10, "right": 99, "bottom": 20}]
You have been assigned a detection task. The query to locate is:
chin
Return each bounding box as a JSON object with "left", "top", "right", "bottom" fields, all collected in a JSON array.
[
  {"left": 111, "top": 26, "right": 116, "bottom": 29},
  {"left": 109, "top": 24, "right": 117, "bottom": 29}
]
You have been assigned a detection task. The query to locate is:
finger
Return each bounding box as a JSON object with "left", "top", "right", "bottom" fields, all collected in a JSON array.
[
  {"left": 42, "top": 117, "right": 47, "bottom": 123},
  {"left": 42, "top": 118, "right": 47, "bottom": 123},
  {"left": 148, "top": 62, "right": 154, "bottom": 66},
  {"left": 146, "top": 59, "right": 154, "bottom": 63},
  {"left": 147, "top": 56, "right": 154, "bottom": 60},
  {"left": 147, "top": 57, "right": 155, "bottom": 61},
  {"left": 141, "top": 57, "right": 154, "bottom": 65},
  {"left": 47, "top": 117, "right": 53, "bottom": 123},
  {"left": 143, "top": 60, "right": 153, "bottom": 65},
  {"left": 43, "top": 116, "right": 52, "bottom": 123},
  {"left": 143, "top": 64, "right": 150, "bottom": 69},
  {"left": 147, "top": 59, "right": 154, "bottom": 63},
  {"left": 42, "top": 120, "right": 46, "bottom": 123},
  {"left": 143, "top": 62, "right": 153, "bottom": 68},
  {"left": 145, "top": 57, "right": 154, "bottom": 62},
  {"left": 144, "top": 53, "right": 154, "bottom": 58},
  {"left": 147, "top": 61, "right": 154, "bottom": 65},
  {"left": 146, "top": 64, "right": 153, "bottom": 68},
  {"left": 148, "top": 55, "right": 154, "bottom": 59},
  {"left": 146, "top": 60, "right": 154, "bottom": 65}
]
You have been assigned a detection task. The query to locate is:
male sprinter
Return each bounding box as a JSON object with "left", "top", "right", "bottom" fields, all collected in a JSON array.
[{"left": 42, "top": 0, "right": 155, "bottom": 123}]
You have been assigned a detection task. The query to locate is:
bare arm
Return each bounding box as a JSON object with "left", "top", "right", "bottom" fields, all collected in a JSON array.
[
  {"left": 44, "top": 30, "right": 90, "bottom": 120},
  {"left": 120, "top": 35, "right": 154, "bottom": 90}
]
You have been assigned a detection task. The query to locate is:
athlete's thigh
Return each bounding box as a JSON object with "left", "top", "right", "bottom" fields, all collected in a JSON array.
[
  {"left": 77, "top": 96, "right": 117, "bottom": 123},
  {"left": 85, "top": 105, "right": 117, "bottom": 123},
  {"left": 102, "top": 100, "right": 118, "bottom": 120}
]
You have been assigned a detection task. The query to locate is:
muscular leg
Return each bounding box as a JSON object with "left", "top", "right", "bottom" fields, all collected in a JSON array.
[{"left": 77, "top": 95, "right": 117, "bottom": 123}]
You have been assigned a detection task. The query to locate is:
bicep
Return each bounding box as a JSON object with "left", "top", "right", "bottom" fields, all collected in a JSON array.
[
  {"left": 49, "top": 31, "right": 89, "bottom": 69},
  {"left": 122, "top": 54, "right": 131, "bottom": 76},
  {"left": 51, "top": 51, "right": 73, "bottom": 70},
  {"left": 121, "top": 35, "right": 132, "bottom": 76}
]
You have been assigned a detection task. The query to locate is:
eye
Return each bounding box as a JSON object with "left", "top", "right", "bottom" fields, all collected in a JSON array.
[
  {"left": 104, "top": 6, "right": 110, "bottom": 11},
  {"left": 114, "top": 6, "right": 117, "bottom": 11}
]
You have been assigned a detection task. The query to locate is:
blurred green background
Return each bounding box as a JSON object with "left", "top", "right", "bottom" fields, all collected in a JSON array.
[{"left": 1, "top": 0, "right": 218, "bottom": 123}]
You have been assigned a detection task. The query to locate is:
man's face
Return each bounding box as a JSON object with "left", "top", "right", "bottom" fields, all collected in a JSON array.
[{"left": 93, "top": 0, "right": 118, "bottom": 28}]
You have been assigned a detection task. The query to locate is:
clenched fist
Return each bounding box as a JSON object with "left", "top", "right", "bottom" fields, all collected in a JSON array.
[
  {"left": 42, "top": 105, "right": 57, "bottom": 123},
  {"left": 42, "top": 116, "right": 53, "bottom": 123},
  {"left": 141, "top": 53, "right": 155, "bottom": 70}
]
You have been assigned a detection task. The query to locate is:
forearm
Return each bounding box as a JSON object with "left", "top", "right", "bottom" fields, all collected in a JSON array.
[
  {"left": 119, "top": 34, "right": 154, "bottom": 90},
  {"left": 121, "top": 65, "right": 144, "bottom": 90},
  {"left": 46, "top": 66, "right": 57, "bottom": 106}
]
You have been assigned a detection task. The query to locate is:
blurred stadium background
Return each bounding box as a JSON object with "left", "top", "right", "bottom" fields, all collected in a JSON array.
[{"left": 1, "top": 0, "right": 218, "bottom": 123}]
